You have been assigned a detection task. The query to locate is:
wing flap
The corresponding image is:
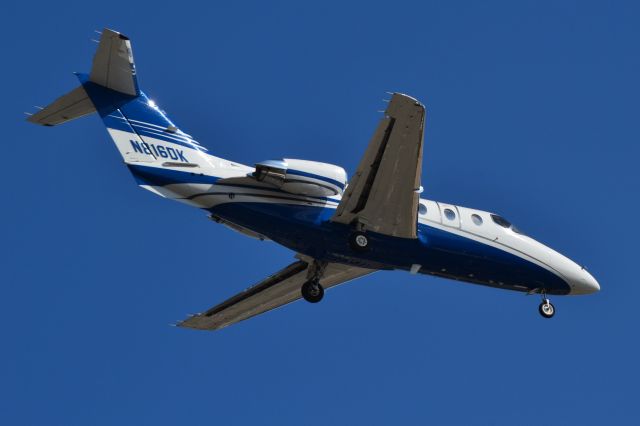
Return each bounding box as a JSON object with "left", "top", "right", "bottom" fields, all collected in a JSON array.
[
  {"left": 178, "top": 259, "right": 374, "bottom": 330},
  {"left": 332, "top": 93, "right": 425, "bottom": 238}
]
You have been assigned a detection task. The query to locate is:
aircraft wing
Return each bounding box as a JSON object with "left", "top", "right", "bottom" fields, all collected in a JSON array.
[
  {"left": 331, "top": 93, "right": 425, "bottom": 239},
  {"left": 178, "top": 257, "right": 375, "bottom": 330}
]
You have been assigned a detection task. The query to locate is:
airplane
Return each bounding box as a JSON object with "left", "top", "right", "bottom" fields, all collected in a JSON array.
[{"left": 27, "top": 29, "right": 600, "bottom": 330}]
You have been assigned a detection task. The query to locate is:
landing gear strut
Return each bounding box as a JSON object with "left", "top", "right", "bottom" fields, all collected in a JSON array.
[
  {"left": 538, "top": 292, "right": 555, "bottom": 319},
  {"left": 301, "top": 260, "right": 327, "bottom": 303}
]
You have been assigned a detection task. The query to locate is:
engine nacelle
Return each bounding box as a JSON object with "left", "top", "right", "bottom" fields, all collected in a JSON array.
[{"left": 253, "top": 158, "right": 347, "bottom": 197}]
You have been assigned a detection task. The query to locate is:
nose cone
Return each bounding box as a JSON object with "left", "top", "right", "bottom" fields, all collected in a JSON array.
[{"left": 570, "top": 268, "right": 600, "bottom": 295}]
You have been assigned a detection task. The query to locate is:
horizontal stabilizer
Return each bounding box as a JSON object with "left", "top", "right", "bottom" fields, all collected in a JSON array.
[{"left": 27, "top": 85, "right": 96, "bottom": 126}]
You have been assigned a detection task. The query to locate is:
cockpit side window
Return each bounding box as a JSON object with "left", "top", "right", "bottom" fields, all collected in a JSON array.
[
  {"left": 511, "top": 225, "right": 524, "bottom": 234},
  {"left": 490, "top": 214, "right": 525, "bottom": 235},
  {"left": 490, "top": 214, "right": 512, "bottom": 228}
]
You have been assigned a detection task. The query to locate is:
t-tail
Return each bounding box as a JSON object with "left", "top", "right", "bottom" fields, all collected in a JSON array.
[{"left": 27, "top": 29, "right": 231, "bottom": 197}]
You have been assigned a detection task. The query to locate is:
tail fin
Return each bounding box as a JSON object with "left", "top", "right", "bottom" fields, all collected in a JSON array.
[
  {"left": 88, "top": 29, "right": 139, "bottom": 96},
  {"left": 28, "top": 29, "right": 138, "bottom": 126},
  {"left": 28, "top": 29, "right": 210, "bottom": 169}
]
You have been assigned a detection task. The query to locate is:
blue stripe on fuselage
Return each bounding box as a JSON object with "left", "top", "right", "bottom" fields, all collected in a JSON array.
[
  {"left": 103, "top": 117, "right": 206, "bottom": 151},
  {"left": 126, "top": 164, "right": 340, "bottom": 203},
  {"left": 287, "top": 169, "right": 345, "bottom": 190},
  {"left": 77, "top": 73, "right": 206, "bottom": 151},
  {"left": 128, "top": 164, "right": 219, "bottom": 186}
]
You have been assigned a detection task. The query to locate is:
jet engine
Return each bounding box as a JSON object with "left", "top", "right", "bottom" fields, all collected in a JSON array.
[{"left": 253, "top": 159, "right": 347, "bottom": 197}]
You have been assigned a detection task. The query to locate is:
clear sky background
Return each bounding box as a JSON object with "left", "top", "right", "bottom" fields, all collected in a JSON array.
[{"left": 2, "top": 1, "right": 638, "bottom": 425}]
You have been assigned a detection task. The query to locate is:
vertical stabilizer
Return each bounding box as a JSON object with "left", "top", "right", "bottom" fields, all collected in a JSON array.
[
  {"left": 89, "top": 29, "right": 139, "bottom": 96},
  {"left": 27, "top": 28, "right": 224, "bottom": 196}
]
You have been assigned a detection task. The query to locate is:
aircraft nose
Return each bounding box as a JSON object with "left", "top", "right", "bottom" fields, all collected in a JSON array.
[{"left": 571, "top": 268, "right": 600, "bottom": 295}]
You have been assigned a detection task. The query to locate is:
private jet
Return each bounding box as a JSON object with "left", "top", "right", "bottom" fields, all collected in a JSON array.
[{"left": 27, "top": 29, "right": 600, "bottom": 330}]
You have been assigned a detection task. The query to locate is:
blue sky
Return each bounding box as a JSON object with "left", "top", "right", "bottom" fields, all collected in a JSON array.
[{"left": 2, "top": 1, "right": 638, "bottom": 424}]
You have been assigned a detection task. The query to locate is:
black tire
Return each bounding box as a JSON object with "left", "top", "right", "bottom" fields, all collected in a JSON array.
[
  {"left": 349, "top": 231, "right": 369, "bottom": 252},
  {"left": 301, "top": 280, "right": 324, "bottom": 303},
  {"left": 538, "top": 301, "right": 555, "bottom": 318}
]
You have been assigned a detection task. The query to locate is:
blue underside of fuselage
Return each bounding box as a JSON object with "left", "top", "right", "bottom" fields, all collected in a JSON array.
[
  {"left": 125, "top": 165, "right": 570, "bottom": 295},
  {"left": 209, "top": 202, "right": 571, "bottom": 296}
]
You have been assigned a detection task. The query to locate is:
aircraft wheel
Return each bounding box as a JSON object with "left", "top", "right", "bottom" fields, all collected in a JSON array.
[
  {"left": 301, "top": 280, "right": 324, "bottom": 303},
  {"left": 538, "top": 300, "right": 555, "bottom": 318},
  {"left": 349, "top": 232, "right": 370, "bottom": 252}
]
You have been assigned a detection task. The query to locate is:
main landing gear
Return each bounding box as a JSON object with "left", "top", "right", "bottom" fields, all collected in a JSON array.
[
  {"left": 538, "top": 292, "right": 556, "bottom": 319},
  {"left": 302, "top": 229, "right": 371, "bottom": 303},
  {"left": 301, "top": 260, "right": 327, "bottom": 303},
  {"left": 301, "top": 280, "right": 324, "bottom": 303}
]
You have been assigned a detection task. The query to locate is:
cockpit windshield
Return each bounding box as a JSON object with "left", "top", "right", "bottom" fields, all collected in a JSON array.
[{"left": 490, "top": 214, "right": 525, "bottom": 235}]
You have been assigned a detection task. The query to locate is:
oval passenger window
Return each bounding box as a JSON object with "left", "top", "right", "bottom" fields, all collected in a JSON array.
[
  {"left": 444, "top": 208, "right": 456, "bottom": 221},
  {"left": 418, "top": 203, "right": 427, "bottom": 215},
  {"left": 471, "top": 214, "right": 483, "bottom": 225}
]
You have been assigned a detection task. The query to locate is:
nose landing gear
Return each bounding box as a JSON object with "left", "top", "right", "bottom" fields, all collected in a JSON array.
[
  {"left": 529, "top": 289, "right": 556, "bottom": 318},
  {"left": 538, "top": 293, "right": 555, "bottom": 319}
]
